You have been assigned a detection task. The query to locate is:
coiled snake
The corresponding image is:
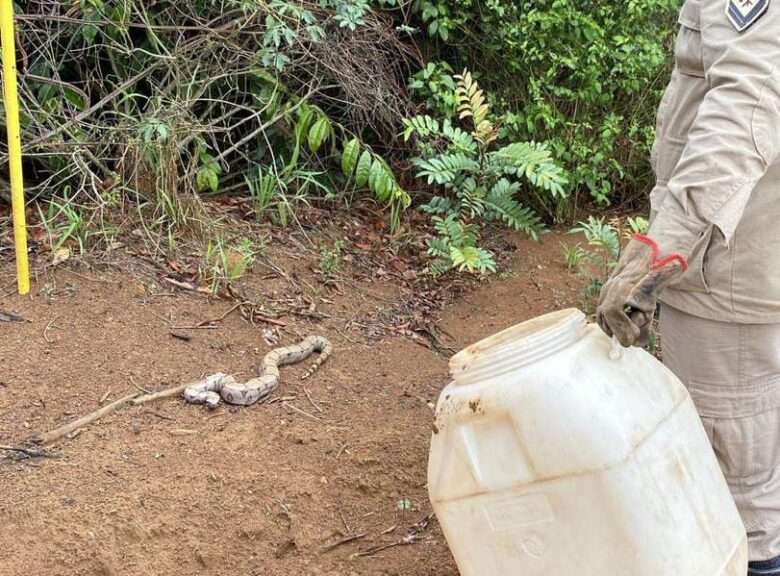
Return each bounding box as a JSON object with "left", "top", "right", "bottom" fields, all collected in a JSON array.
[{"left": 183, "top": 336, "right": 332, "bottom": 409}]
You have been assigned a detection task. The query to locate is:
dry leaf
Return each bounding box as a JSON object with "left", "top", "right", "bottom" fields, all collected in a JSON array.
[{"left": 52, "top": 247, "right": 70, "bottom": 266}]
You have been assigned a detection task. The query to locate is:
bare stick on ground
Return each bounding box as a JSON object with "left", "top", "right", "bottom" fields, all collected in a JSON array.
[
  {"left": 32, "top": 392, "right": 140, "bottom": 445},
  {"left": 322, "top": 532, "right": 368, "bottom": 553},
  {"left": 31, "top": 380, "right": 205, "bottom": 445},
  {"left": 131, "top": 382, "right": 195, "bottom": 405}
]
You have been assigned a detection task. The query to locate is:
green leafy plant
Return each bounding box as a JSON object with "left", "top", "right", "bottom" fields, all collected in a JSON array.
[
  {"left": 626, "top": 216, "right": 650, "bottom": 237},
  {"left": 340, "top": 138, "right": 411, "bottom": 232},
  {"left": 202, "top": 237, "right": 257, "bottom": 294},
  {"left": 403, "top": 0, "right": 679, "bottom": 209},
  {"left": 260, "top": 1, "right": 324, "bottom": 71},
  {"left": 196, "top": 147, "right": 222, "bottom": 194},
  {"left": 327, "top": 0, "right": 372, "bottom": 30},
  {"left": 409, "top": 61, "right": 458, "bottom": 118},
  {"left": 11, "top": 0, "right": 417, "bottom": 259},
  {"left": 567, "top": 215, "right": 650, "bottom": 310},
  {"left": 405, "top": 70, "right": 567, "bottom": 275},
  {"left": 245, "top": 164, "right": 322, "bottom": 228},
  {"left": 427, "top": 215, "right": 496, "bottom": 276},
  {"left": 37, "top": 192, "right": 92, "bottom": 254},
  {"left": 319, "top": 239, "right": 345, "bottom": 278},
  {"left": 562, "top": 242, "right": 588, "bottom": 272}
]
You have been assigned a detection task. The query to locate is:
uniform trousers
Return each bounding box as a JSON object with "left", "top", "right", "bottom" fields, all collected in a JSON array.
[{"left": 660, "top": 304, "right": 780, "bottom": 561}]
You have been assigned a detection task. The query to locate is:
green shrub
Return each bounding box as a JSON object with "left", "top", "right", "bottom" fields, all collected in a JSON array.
[
  {"left": 406, "top": 71, "right": 567, "bottom": 275},
  {"left": 6, "top": 0, "right": 414, "bottom": 242},
  {"left": 404, "top": 0, "right": 680, "bottom": 212}
]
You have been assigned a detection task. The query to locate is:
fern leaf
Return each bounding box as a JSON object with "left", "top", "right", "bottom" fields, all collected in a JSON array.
[
  {"left": 492, "top": 142, "right": 568, "bottom": 197},
  {"left": 442, "top": 120, "right": 478, "bottom": 154},
  {"left": 341, "top": 138, "right": 361, "bottom": 177},
  {"left": 571, "top": 216, "right": 620, "bottom": 258},
  {"left": 485, "top": 178, "right": 545, "bottom": 239},
  {"left": 428, "top": 257, "right": 452, "bottom": 277},
  {"left": 454, "top": 69, "right": 496, "bottom": 143},
  {"left": 450, "top": 246, "right": 496, "bottom": 274},
  {"left": 459, "top": 178, "right": 486, "bottom": 219},
  {"left": 414, "top": 153, "right": 479, "bottom": 185},
  {"left": 426, "top": 236, "right": 451, "bottom": 259},
  {"left": 403, "top": 115, "right": 441, "bottom": 141},
  {"left": 420, "top": 196, "right": 456, "bottom": 215},
  {"left": 475, "top": 119, "right": 498, "bottom": 146},
  {"left": 431, "top": 215, "right": 447, "bottom": 236},
  {"left": 527, "top": 162, "right": 568, "bottom": 197}
]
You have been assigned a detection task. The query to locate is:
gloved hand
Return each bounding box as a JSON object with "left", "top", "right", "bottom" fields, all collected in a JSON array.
[{"left": 597, "top": 235, "right": 687, "bottom": 347}]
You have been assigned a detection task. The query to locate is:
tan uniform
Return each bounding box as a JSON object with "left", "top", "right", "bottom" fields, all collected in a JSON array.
[
  {"left": 651, "top": 0, "right": 780, "bottom": 321},
  {"left": 649, "top": 0, "right": 780, "bottom": 562}
]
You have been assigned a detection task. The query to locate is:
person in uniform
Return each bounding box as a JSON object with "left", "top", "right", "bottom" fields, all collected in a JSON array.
[{"left": 597, "top": 1, "right": 780, "bottom": 573}]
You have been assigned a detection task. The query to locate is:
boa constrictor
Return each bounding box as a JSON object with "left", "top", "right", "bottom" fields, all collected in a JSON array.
[{"left": 183, "top": 336, "right": 332, "bottom": 409}]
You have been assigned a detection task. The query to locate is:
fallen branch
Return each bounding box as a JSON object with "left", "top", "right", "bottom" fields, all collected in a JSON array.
[
  {"left": 250, "top": 314, "right": 287, "bottom": 327},
  {"left": 170, "top": 302, "right": 245, "bottom": 331},
  {"left": 162, "top": 277, "right": 200, "bottom": 291},
  {"left": 43, "top": 318, "right": 58, "bottom": 343},
  {"left": 129, "top": 376, "right": 151, "bottom": 394},
  {"left": 282, "top": 401, "right": 322, "bottom": 422},
  {"left": 200, "top": 302, "right": 244, "bottom": 326},
  {"left": 17, "top": 65, "right": 163, "bottom": 157},
  {"left": 31, "top": 380, "right": 205, "bottom": 445},
  {"left": 143, "top": 410, "right": 175, "bottom": 421},
  {"left": 168, "top": 428, "right": 198, "bottom": 436},
  {"left": 351, "top": 541, "right": 406, "bottom": 558},
  {"left": 170, "top": 331, "right": 193, "bottom": 341},
  {"left": 32, "top": 392, "right": 140, "bottom": 445},
  {"left": 351, "top": 514, "right": 433, "bottom": 559},
  {"left": 131, "top": 382, "right": 196, "bottom": 405},
  {"left": 303, "top": 386, "right": 323, "bottom": 413},
  {"left": 322, "top": 532, "right": 368, "bottom": 553}
]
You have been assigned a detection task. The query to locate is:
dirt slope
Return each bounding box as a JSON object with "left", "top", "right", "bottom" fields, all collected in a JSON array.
[{"left": 0, "top": 230, "right": 580, "bottom": 576}]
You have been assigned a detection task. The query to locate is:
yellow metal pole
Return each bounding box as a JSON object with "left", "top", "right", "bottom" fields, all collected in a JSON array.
[{"left": 0, "top": 0, "right": 28, "bottom": 295}]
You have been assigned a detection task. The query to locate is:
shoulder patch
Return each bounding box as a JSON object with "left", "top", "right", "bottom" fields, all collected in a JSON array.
[{"left": 726, "top": 0, "right": 770, "bottom": 32}]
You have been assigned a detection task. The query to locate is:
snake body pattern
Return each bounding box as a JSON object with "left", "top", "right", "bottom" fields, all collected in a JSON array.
[{"left": 183, "top": 336, "right": 332, "bottom": 409}]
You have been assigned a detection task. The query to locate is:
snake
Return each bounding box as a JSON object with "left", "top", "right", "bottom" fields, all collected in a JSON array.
[{"left": 183, "top": 336, "right": 332, "bottom": 409}]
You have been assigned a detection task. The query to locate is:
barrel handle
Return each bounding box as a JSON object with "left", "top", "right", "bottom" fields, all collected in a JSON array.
[{"left": 609, "top": 335, "right": 624, "bottom": 361}]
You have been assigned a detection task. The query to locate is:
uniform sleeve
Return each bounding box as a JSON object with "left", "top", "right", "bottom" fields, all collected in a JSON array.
[{"left": 649, "top": 1, "right": 780, "bottom": 257}]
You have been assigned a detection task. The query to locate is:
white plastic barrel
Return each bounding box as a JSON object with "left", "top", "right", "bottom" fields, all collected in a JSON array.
[{"left": 428, "top": 308, "right": 747, "bottom": 575}]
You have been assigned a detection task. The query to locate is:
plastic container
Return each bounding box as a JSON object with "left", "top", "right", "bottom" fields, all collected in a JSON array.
[{"left": 428, "top": 308, "right": 747, "bottom": 576}]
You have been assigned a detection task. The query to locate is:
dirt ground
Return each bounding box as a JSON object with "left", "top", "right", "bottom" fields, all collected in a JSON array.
[{"left": 0, "top": 225, "right": 581, "bottom": 576}]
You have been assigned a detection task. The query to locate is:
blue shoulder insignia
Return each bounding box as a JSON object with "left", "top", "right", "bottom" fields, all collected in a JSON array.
[{"left": 726, "top": 0, "right": 770, "bottom": 32}]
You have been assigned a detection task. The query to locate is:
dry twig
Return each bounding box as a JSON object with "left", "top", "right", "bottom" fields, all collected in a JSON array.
[
  {"left": 322, "top": 532, "right": 368, "bottom": 553},
  {"left": 351, "top": 514, "right": 433, "bottom": 559},
  {"left": 282, "top": 401, "right": 322, "bottom": 422},
  {"left": 32, "top": 392, "right": 140, "bottom": 445},
  {"left": 131, "top": 383, "right": 194, "bottom": 405}
]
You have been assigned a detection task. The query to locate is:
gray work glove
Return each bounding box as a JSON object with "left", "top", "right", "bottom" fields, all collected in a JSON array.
[{"left": 597, "top": 235, "right": 687, "bottom": 348}]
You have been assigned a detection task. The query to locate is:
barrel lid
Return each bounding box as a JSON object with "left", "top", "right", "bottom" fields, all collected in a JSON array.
[{"left": 449, "top": 308, "right": 587, "bottom": 385}]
